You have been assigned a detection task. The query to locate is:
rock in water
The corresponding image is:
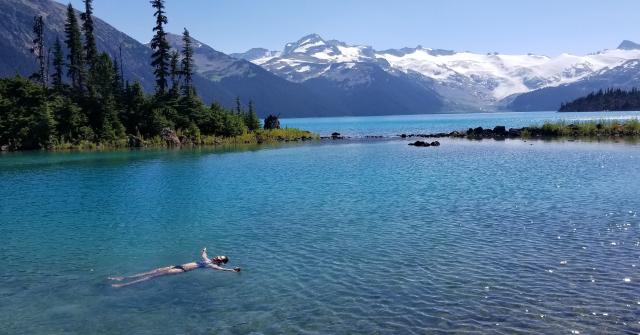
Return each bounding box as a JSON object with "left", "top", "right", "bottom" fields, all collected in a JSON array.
[
  {"left": 409, "top": 140, "right": 440, "bottom": 147},
  {"left": 161, "top": 128, "right": 181, "bottom": 147}
]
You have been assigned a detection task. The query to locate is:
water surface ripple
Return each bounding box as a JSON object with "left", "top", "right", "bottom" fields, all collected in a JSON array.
[{"left": 1, "top": 138, "right": 639, "bottom": 334}]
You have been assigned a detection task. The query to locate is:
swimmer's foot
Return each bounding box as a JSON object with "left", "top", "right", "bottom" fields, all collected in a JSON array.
[{"left": 108, "top": 276, "right": 124, "bottom": 281}]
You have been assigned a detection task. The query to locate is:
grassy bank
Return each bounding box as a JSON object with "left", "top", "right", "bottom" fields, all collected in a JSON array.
[
  {"left": 47, "top": 128, "right": 318, "bottom": 151},
  {"left": 523, "top": 119, "right": 640, "bottom": 138}
]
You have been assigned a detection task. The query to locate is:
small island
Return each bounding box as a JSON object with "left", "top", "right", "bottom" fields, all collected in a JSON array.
[{"left": 401, "top": 119, "right": 640, "bottom": 142}]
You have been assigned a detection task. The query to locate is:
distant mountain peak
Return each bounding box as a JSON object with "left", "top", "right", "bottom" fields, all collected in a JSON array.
[
  {"left": 230, "top": 48, "right": 280, "bottom": 63},
  {"left": 297, "top": 33, "right": 324, "bottom": 43},
  {"left": 284, "top": 33, "right": 329, "bottom": 55},
  {"left": 618, "top": 40, "right": 640, "bottom": 50}
]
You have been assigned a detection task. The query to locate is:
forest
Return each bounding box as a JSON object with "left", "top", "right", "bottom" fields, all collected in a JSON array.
[
  {"left": 559, "top": 88, "right": 640, "bottom": 112},
  {"left": 0, "top": 0, "right": 312, "bottom": 151}
]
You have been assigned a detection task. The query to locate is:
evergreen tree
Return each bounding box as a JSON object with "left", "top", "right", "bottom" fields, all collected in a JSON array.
[
  {"left": 51, "top": 95, "right": 92, "bottom": 142},
  {"left": 51, "top": 37, "right": 64, "bottom": 91},
  {"left": 31, "top": 16, "right": 47, "bottom": 89},
  {"left": 264, "top": 114, "right": 280, "bottom": 130},
  {"left": 81, "top": 0, "right": 98, "bottom": 66},
  {"left": 169, "top": 50, "right": 180, "bottom": 97},
  {"left": 90, "top": 53, "right": 125, "bottom": 141},
  {"left": 112, "top": 58, "right": 124, "bottom": 98},
  {"left": 64, "top": 4, "right": 86, "bottom": 91},
  {"left": 244, "top": 100, "right": 260, "bottom": 131},
  {"left": 121, "top": 81, "right": 147, "bottom": 135},
  {"left": 181, "top": 28, "right": 194, "bottom": 96},
  {"left": 149, "top": 0, "right": 170, "bottom": 95},
  {"left": 0, "top": 77, "right": 55, "bottom": 150},
  {"left": 235, "top": 96, "right": 242, "bottom": 114}
]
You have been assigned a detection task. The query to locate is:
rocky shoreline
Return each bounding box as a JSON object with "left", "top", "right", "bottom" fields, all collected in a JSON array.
[
  {"left": 319, "top": 120, "right": 640, "bottom": 147},
  {"left": 398, "top": 126, "right": 526, "bottom": 140}
]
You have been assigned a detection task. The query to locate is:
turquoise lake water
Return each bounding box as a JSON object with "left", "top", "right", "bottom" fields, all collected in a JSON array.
[
  {"left": 282, "top": 111, "right": 640, "bottom": 137},
  {"left": 1, "top": 112, "right": 640, "bottom": 334}
]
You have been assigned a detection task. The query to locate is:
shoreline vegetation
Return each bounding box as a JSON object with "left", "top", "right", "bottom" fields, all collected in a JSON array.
[
  {"left": 399, "top": 119, "right": 640, "bottom": 143},
  {"left": 0, "top": 0, "right": 316, "bottom": 152},
  {"left": 559, "top": 88, "right": 640, "bottom": 112}
]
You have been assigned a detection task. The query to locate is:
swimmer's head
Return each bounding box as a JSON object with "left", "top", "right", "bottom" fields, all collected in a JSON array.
[{"left": 214, "top": 256, "right": 229, "bottom": 264}]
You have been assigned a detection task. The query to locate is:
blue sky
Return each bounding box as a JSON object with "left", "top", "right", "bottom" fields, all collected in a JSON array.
[{"left": 58, "top": 0, "right": 640, "bottom": 56}]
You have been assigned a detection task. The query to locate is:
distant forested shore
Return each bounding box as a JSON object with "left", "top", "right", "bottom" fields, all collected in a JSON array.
[
  {"left": 559, "top": 88, "right": 640, "bottom": 112},
  {"left": 0, "top": 0, "right": 313, "bottom": 151}
]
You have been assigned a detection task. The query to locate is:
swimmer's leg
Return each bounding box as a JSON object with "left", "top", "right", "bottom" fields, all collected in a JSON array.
[
  {"left": 108, "top": 266, "right": 174, "bottom": 281},
  {"left": 111, "top": 268, "right": 185, "bottom": 288}
]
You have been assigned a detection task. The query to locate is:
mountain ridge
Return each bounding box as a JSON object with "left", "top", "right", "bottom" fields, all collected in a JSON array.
[{"left": 232, "top": 34, "right": 640, "bottom": 111}]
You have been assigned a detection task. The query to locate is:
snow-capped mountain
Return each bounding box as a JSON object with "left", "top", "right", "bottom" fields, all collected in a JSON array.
[
  {"left": 232, "top": 33, "right": 444, "bottom": 115},
  {"left": 234, "top": 34, "right": 388, "bottom": 83},
  {"left": 508, "top": 58, "right": 640, "bottom": 111},
  {"left": 233, "top": 34, "right": 640, "bottom": 111}
]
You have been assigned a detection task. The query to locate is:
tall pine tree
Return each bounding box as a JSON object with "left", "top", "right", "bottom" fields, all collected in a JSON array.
[
  {"left": 181, "top": 28, "right": 194, "bottom": 96},
  {"left": 149, "top": 0, "right": 170, "bottom": 96},
  {"left": 51, "top": 36, "right": 64, "bottom": 91},
  {"left": 112, "top": 58, "right": 123, "bottom": 98},
  {"left": 31, "top": 16, "right": 47, "bottom": 89},
  {"left": 64, "top": 4, "right": 86, "bottom": 91},
  {"left": 81, "top": 0, "right": 98, "bottom": 66},
  {"left": 169, "top": 50, "right": 180, "bottom": 97},
  {"left": 245, "top": 100, "right": 260, "bottom": 131},
  {"left": 235, "top": 96, "right": 242, "bottom": 114}
]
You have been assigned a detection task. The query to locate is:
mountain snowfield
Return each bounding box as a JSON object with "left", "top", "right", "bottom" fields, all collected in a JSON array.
[{"left": 233, "top": 34, "right": 640, "bottom": 109}]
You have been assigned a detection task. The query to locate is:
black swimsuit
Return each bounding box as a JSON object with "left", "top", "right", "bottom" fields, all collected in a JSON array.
[{"left": 172, "top": 261, "right": 208, "bottom": 272}]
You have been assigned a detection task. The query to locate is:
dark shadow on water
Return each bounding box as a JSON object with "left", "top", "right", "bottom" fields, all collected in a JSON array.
[{"left": 0, "top": 142, "right": 310, "bottom": 172}]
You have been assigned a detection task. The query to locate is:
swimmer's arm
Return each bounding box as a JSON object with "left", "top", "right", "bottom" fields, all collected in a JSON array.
[
  {"left": 201, "top": 247, "right": 211, "bottom": 263},
  {"left": 207, "top": 263, "right": 241, "bottom": 272}
]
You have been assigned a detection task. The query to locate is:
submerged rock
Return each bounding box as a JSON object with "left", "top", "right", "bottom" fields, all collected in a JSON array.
[{"left": 408, "top": 140, "right": 440, "bottom": 147}]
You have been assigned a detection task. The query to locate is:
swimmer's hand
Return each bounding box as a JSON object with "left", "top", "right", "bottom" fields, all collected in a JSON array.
[{"left": 233, "top": 267, "right": 241, "bottom": 272}]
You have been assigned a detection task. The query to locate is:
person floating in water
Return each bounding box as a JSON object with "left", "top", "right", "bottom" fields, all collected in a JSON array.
[{"left": 109, "top": 247, "right": 241, "bottom": 288}]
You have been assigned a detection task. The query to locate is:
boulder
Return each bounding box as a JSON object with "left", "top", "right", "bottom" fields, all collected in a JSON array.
[
  {"left": 179, "top": 135, "right": 196, "bottom": 145},
  {"left": 408, "top": 140, "right": 431, "bottom": 147},
  {"left": 493, "top": 126, "right": 507, "bottom": 136},
  {"left": 508, "top": 128, "right": 522, "bottom": 137},
  {"left": 127, "top": 135, "right": 144, "bottom": 148},
  {"left": 160, "top": 128, "right": 181, "bottom": 147}
]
